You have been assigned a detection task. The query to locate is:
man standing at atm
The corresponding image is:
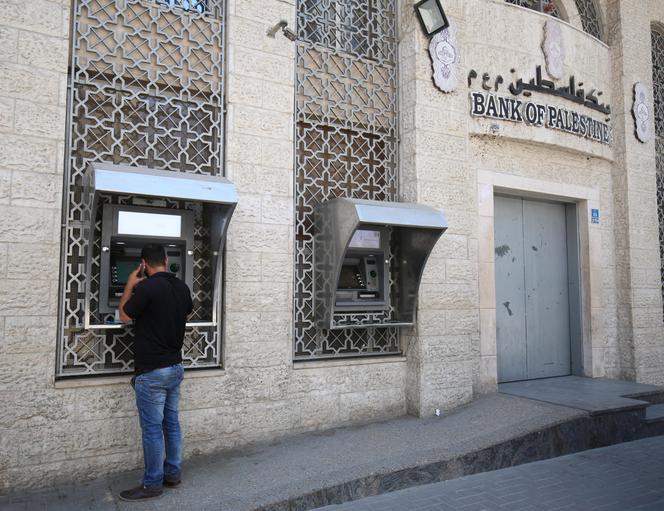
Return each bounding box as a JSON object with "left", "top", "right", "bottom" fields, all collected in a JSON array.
[{"left": 117, "top": 243, "right": 193, "bottom": 502}]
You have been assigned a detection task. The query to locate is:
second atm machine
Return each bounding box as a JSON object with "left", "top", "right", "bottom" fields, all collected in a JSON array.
[{"left": 314, "top": 198, "right": 448, "bottom": 330}]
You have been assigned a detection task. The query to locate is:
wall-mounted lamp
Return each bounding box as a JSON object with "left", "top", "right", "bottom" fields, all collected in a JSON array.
[
  {"left": 267, "top": 20, "right": 297, "bottom": 42},
  {"left": 414, "top": 0, "right": 449, "bottom": 37}
]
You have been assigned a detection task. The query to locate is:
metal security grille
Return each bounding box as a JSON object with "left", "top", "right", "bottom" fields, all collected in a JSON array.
[
  {"left": 294, "top": 0, "right": 401, "bottom": 359},
  {"left": 57, "top": 0, "right": 225, "bottom": 376},
  {"left": 505, "top": 0, "right": 562, "bottom": 19},
  {"left": 652, "top": 27, "right": 664, "bottom": 320},
  {"left": 574, "top": 0, "right": 602, "bottom": 40}
]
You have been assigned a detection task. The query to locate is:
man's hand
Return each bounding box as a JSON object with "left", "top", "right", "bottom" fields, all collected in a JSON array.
[
  {"left": 118, "top": 263, "right": 146, "bottom": 323},
  {"left": 125, "top": 263, "right": 146, "bottom": 292}
]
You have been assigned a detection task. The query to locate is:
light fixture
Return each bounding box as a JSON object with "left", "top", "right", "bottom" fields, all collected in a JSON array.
[{"left": 414, "top": 0, "right": 449, "bottom": 37}]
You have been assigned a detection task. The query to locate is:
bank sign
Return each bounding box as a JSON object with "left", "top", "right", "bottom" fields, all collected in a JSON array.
[
  {"left": 468, "top": 66, "right": 612, "bottom": 146},
  {"left": 470, "top": 91, "right": 612, "bottom": 145}
]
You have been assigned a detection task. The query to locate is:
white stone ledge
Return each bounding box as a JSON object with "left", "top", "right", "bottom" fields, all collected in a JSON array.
[
  {"left": 292, "top": 356, "right": 407, "bottom": 371},
  {"left": 53, "top": 368, "right": 226, "bottom": 389}
]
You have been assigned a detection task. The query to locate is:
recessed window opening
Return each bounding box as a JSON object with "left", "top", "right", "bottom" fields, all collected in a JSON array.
[{"left": 157, "top": 0, "right": 208, "bottom": 15}]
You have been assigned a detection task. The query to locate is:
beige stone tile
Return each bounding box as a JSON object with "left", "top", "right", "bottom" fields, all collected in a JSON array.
[
  {"left": 261, "top": 138, "right": 293, "bottom": 170},
  {"left": 10, "top": 171, "right": 60, "bottom": 207},
  {"left": 262, "top": 194, "right": 293, "bottom": 224},
  {"left": 232, "top": 193, "right": 262, "bottom": 223},
  {"left": 0, "top": 278, "right": 51, "bottom": 316},
  {"left": 261, "top": 252, "right": 292, "bottom": 282},
  {"left": 479, "top": 262, "right": 496, "bottom": 309},
  {"left": 6, "top": 242, "right": 59, "bottom": 279},
  {"left": 445, "top": 309, "right": 479, "bottom": 336},
  {"left": 0, "top": 0, "right": 65, "bottom": 36},
  {"left": 0, "top": 97, "right": 14, "bottom": 131},
  {"left": 478, "top": 182, "right": 494, "bottom": 217},
  {"left": 0, "top": 133, "right": 58, "bottom": 173},
  {"left": 0, "top": 62, "right": 60, "bottom": 104},
  {"left": 0, "top": 205, "right": 55, "bottom": 243},
  {"left": 0, "top": 243, "right": 6, "bottom": 277},
  {"left": 17, "top": 31, "right": 68, "bottom": 72},
  {"left": 478, "top": 216, "right": 495, "bottom": 263},
  {"left": 232, "top": 104, "right": 292, "bottom": 140},
  {"left": 227, "top": 73, "right": 263, "bottom": 106},
  {"left": 0, "top": 170, "right": 10, "bottom": 205},
  {"left": 226, "top": 131, "right": 263, "bottom": 165},
  {"left": 446, "top": 259, "right": 478, "bottom": 283},
  {"left": 479, "top": 308, "right": 497, "bottom": 356},
  {"left": 420, "top": 256, "right": 445, "bottom": 284},
  {"left": 0, "top": 26, "right": 19, "bottom": 62},
  {"left": 478, "top": 356, "right": 497, "bottom": 394},
  {"left": 225, "top": 221, "right": 290, "bottom": 253}
]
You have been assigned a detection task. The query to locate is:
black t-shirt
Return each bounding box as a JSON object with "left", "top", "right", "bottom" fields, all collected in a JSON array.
[{"left": 123, "top": 272, "right": 193, "bottom": 373}]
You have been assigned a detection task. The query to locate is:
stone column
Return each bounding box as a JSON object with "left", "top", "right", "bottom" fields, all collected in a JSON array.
[
  {"left": 608, "top": 0, "right": 664, "bottom": 384},
  {"left": 400, "top": 0, "right": 478, "bottom": 417}
]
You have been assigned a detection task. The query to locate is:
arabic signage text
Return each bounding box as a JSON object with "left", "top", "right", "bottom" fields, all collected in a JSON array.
[
  {"left": 470, "top": 91, "right": 612, "bottom": 145},
  {"left": 468, "top": 66, "right": 611, "bottom": 115}
]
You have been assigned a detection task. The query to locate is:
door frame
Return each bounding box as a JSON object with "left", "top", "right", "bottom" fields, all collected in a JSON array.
[{"left": 478, "top": 171, "right": 602, "bottom": 390}]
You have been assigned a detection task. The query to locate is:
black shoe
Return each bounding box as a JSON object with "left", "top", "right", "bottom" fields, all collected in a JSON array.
[
  {"left": 163, "top": 475, "right": 181, "bottom": 488},
  {"left": 119, "top": 485, "right": 163, "bottom": 501}
]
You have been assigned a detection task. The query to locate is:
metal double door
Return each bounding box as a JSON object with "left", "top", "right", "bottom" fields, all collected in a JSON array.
[{"left": 494, "top": 196, "right": 572, "bottom": 383}]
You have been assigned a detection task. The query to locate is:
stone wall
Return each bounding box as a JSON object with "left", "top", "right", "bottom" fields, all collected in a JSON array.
[
  {"left": 0, "top": 0, "right": 71, "bottom": 494},
  {"left": 0, "top": 0, "right": 408, "bottom": 494},
  {"left": 1, "top": 0, "right": 664, "bottom": 495}
]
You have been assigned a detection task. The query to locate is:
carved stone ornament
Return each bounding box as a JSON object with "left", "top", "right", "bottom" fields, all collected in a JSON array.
[
  {"left": 632, "top": 82, "right": 652, "bottom": 143},
  {"left": 542, "top": 19, "right": 565, "bottom": 80},
  {"left": 429, "top": 19, "right": 459, "bottom": 93}
]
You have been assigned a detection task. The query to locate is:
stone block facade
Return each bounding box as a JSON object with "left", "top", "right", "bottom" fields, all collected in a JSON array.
[{"left": 0, "top": 0, "right": 663, "bottom": 494}]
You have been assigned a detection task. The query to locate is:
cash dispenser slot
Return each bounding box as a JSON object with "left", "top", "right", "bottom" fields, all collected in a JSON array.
[{"left": 314, "top": 198, "right": 447, "bottom": 330}]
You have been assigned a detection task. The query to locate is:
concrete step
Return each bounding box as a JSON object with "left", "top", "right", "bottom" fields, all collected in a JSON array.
[
  {"left": 629, "top": 390, "right": 664, "bottom": 405},
  {"left": 643, "top": 404, "right": 664, "bottom": 424}
]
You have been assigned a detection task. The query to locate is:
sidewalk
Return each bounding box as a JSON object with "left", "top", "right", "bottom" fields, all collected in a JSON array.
[
  {"left": 316, "top": 436, "right": 664, "bottom": 511},
  {"left": 0, "top": 393, "right": 584, "bottom": 511}
]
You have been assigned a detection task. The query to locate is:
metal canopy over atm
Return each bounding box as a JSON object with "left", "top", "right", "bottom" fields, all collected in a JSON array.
[
  {"left": 314, "top": 198, "right": 448, "bottom": 330},
  {"left": 83, "top": 162, "right": 237, "bottom": 328}
]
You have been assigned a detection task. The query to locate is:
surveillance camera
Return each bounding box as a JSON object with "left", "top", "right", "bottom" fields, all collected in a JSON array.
[
  {"left": 282, "top": 27, "right": 297, "bottom": 42},
  {"left": 267, "top": 20, "right": 297, "bottom": 42}
]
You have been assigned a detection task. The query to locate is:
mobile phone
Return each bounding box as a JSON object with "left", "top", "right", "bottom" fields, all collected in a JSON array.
[{"left": 137, "top": 262, "right": 145, "bottom": 279}]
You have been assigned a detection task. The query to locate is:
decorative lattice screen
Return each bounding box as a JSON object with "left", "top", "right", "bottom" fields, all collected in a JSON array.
[
  {"left": 505, "top": 0, "right": 604, "bottom": 41},
  {"left": 293, "top": 0, "right": 401, "bottom": 359},
  {"left": 505, "top": 0, "right": 562, "bottom": 19},
  {"left": 574, "top": 0, "right": 602, "bottom": 40},
  {"left": 57, "top": 0, "right": 225, "bottom": 376},
  {"left": 652, "top": 27, "right": 664, "bottom": 320}
]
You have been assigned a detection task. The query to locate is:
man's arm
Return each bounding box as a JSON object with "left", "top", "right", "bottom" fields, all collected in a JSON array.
[{"left": 119, "top": 264, "right": 146, "bottom": 323}]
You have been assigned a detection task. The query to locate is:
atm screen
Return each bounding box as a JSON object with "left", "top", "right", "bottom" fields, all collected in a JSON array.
[
  {"left": 117, "top": 210, "right": 182, "bottom": 237},
  {"left": 113, "top": 259, "right": 141, "bottom": 285},
  {"left": 349, "top": 229, "right": 381, "bottom": 249},
  {"left": 338, "top": 264, "right": 366, "bottom": 290}
]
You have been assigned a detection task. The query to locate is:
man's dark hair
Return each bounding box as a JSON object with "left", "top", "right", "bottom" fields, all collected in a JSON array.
[{"left": 141, "top": 243, "right": 166, "bottom": 267}]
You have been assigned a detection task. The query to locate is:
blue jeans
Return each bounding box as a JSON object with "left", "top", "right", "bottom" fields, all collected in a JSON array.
[{"left": 134, "top": 363, "right": 184, "bottom": 488}]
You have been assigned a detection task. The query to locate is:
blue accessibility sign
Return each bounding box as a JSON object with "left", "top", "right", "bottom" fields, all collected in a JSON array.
[{"left": 591, "top": 208, "right": 600, "bottom": 224}]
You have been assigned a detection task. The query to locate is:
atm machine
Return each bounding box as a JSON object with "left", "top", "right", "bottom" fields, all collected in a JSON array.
[
  {"left": 314, "top": 198, "right": 448, "bottom": 330},
  {"left": 83, "top": 162, "right": 237, "bottom": 327},
  {"left": 98, "top": 204, "right": 195, "bottom": 313},
  {"left": 335, "top": 226, "right": 389, "bottom": 312}
]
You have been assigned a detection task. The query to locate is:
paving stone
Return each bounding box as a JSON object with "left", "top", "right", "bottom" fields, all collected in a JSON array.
[{"left": 317, "top": 437, "right": 664, "bottom": 511}]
